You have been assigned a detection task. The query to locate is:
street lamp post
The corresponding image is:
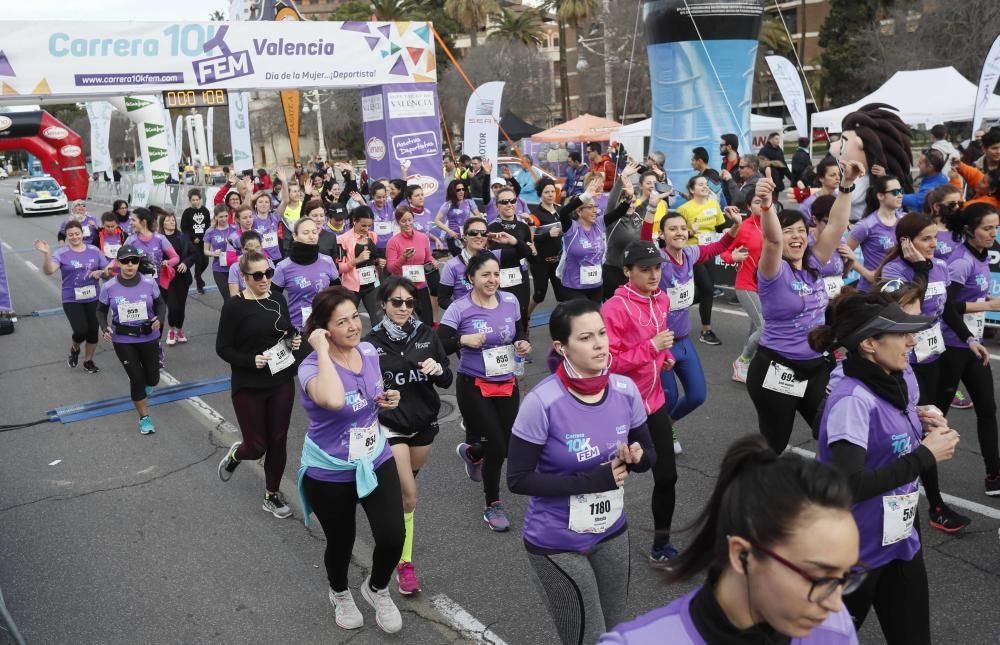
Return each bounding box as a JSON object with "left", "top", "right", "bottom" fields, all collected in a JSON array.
[{"left": 302, "top": 89, "right": 326, "bottom": 161}]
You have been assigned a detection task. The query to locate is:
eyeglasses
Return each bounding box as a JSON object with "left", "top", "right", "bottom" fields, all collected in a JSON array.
[
  {"left": 244, "top": 268, "right": 275, "bottom": 281},
  {"left": 388, "top": 297, "right": 416, "bottom": 309},
  {"left": 465, "top": 230, "right": 488, "bottom": 237},
  {"left": 750, "top": 541, "right": 868, "bottom": 602},
  {"left": 497, "top": 198, "right": 517, "bottom": 206},
  {"left": 884, "top": 189, "right": 903, "bottom": 196},
  {"left": 119, "top": 257, "right": 141, "bottom": 265}
]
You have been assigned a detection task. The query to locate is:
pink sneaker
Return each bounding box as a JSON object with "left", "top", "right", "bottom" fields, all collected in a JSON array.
[
  {"left": 166, "top": 329, "right": 177, "bottom": 346},
  {"left": 176, "top": 329, "right": 187, "bottom": 343},
  {"left": 396, "top": 562, "right": 421, "bottom": 595}
]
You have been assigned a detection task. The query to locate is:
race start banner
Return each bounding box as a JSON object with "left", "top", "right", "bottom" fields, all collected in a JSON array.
[{"left": 0, "top": 21, "right": 438, "bottom": 98}]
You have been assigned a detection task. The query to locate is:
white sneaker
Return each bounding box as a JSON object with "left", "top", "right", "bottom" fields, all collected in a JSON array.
[
  {"left": 732, "top": 357, "right": 749, "bottom": 384},
  {"left": 672, "top": 428, "right": 682, "bottom": 455},
  {"left": 328, "top": 588, "right": 363, "bottom": 630},
  {"left": 360, "top": 575, "right": 402, "bottom": 634}
]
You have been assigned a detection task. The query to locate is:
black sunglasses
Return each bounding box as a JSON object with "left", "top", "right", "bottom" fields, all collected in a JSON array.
[
  {"left": 388, "top": 297, "right": 416, "bottom": 309},
  {"left": 465, "top": 230, "right": 488, "bottom": 237},
  {"left": 496, "top": 198, "right": 517, "bottom": 206},
  {"left": 119, "top": 257, "right": 141, "bottom": 265},
  {"left": 244, "top": 267, "right": 275, "bottom": 281},
  {"left": 883, "top": 188, "right": 903, "bottom": 196},
  {"left": 455, "top": 187, "right": 466, "bottom": 192}
]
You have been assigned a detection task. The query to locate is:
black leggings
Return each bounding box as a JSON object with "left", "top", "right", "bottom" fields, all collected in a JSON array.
[
  {"left": 302, "top": 462, "right": 404, "bottom": 592},
  {"left": 414, "top": 286, "right": 433, "bottom": 325},
  {"left": 647, "top": 405, "right": 677, "bottom": 549},
  {"left": 560, "top": 285, "right": 602, "bottom": 304},
  {"left": 844, "top": 550, "right": 930, "bottom": 645},
  {"left": 192, "top": 244, "right": 208, "bottom": 289},
  {"left": 63, "top": 301, "right": 99, "bottom": 345},
  {"left": 602, "top": 264, "right": 627, "bottom": 302},
  {"left": 501, "top": 275, "right": 530, "bottom": 336},
  {"left": 912, "top": 361, "right": 945, "bottom": 507},
  {"left": 113, "top": 340, "right": 160, "bottom": 402},
  {"left": 353, "top": 287, "right": 383, "bottom": 326},
  {"left": 529, "top": 257, "right": 563, "bottom": 304},
  {"left": 166, "top": 272, "right": 192, "bottom": 328},
  {"left": 456, "top": 372, "right": 520, "bottom": 504},
  {"left": 212, "top": 271, "right": 231, "bottom": 303},
  {"left": 746, "top": 351, "right": 830, "bottom": 453},
  {"left": 692, "top": 262, "right": 714, "bottom": 326},
  {"left": 933, "top": 346, "right": 1000, "bottom": 475},
  {"left": 231, "top": 382, "right": 294, "bottom": 492}
]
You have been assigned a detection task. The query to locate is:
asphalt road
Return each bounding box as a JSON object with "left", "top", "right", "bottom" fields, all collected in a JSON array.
[{"left": 1, "top": 184, "right": 998, "bottom": 645}]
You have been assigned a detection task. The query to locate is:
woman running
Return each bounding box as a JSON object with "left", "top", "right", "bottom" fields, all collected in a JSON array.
[
  {"left": 434, "top": 179, "right": 482, "bottom": 256},
  {"left": 249, "top": 190, "right": 283, "bottom": 261},
  {"left": 34, "top": 221, "right": 109, "bottom": 373},
  {"left": 97, "top": 211, "right": 127, "bottom": 262},
  {"left": 367, "top": 182, "right": 396, "bottom": 249},
  {"left": 924, "top": 184, "right": 964, "bottom": 261},
  {"left": 600, "top": 165, "right": 641, "bottom": 301},
  {"left": 180, "top": 189, "right": 210, "bottom": 293},
  {"left": 746, "top": 165, "right": 853, "bottom": 453},
  {"left": 227, "top": 231, "right": 275, "bottom": 297},
  {"left": 439, "top": 252, "right": 531, "bottom": 531},
  {"left": 847, "top": 174, "right": 904, "bottom": 291},
  {"left": 813, "top": 291, "right": 958, "bottom": 644},
  {"left": 557, "top": 177, "right": 630, "bottom": 303},
  {"left": 335, "top": 206, "right": 383, "bottom": 324},
  {"left": 798, "top": 155, "right": 841, "bottom": 225},
  {"left": 600, "top": 435, "right": 863, "bottom": 644},
  {"left": 723, "top": 191, "right": 765, "bottom": 383},
  {"left": 217, "top": 250, "right": 301, "bottom": 519},
  {"left": 487, "top": 186, "right": 534, "bottom": 336},
  {"left": 365, "top": 277, "right": 452, "bottom": 596},
  {"left": 675, "top": 174, "right": 728, "bottom": 346},
  {"left": 437, "top": 217, "right": 498, "bottom": 310},
  {"left": 509, "top": 299, "right": 654, "bottom": 645},
  {"left": 272, "top": 218, "right": 340, "bottom": 343},
  {"left": 112, "top": 199, "right": 132, "bottom": 234},
  {"left": 296, "top": 287, "right": 405, "bottom": 634},
  {"left": 58, "top": 200, "right": 100, "bottom": 247},
  {"left": 527, "top": 179, "right": 565, "bottom": 312},
  {"left": 933, "top": 202, "right": 1000, "bottom": 496},
  {"left": 204, "top": 203, "right": 238, "bottom": 302},
  {"left": 158, "top": 210, "right": 195, "bottom": 346},
  {"left": 602, "top": 239, "right": 678, "bottom": 562},
  {"left": 386, "top": 205, "right": 438, "bottom": 325},
  {"left": 97, "top": 244, "right": 166, "bottom": 435}
]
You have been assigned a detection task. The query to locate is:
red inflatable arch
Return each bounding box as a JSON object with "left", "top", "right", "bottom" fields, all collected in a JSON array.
[{"left": 0, "top": 111, "right": 88, "bottom": 201}]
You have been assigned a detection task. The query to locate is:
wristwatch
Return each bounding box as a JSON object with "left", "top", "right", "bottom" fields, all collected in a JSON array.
[{"left": 839, "top": 183, "right": 856, "bottom": 193}]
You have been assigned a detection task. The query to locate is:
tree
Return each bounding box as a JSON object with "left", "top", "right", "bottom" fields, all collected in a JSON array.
[
  {"left": 817, "top": 0, "right": 883, "bottom": 106},
  {"left": 329, "top": 0, "right": 374, "bottom": 21},
  {"left": 547, "top": 0, "right": 601, "bottom": 121},
  {"left": 759, "top": 16, "right": 795, "bottom": 57},
  {"left": 370, "top": 0, "right": 418, "bottom": 20},
  {"left": 444, "top": 0, "right": 500, "bottom": 48},
  {"left": 209, "top": 10, "right": 225, "bottom": 21},
  {"left": 488, "top": 8, "right": 545, "bottom": 47}
]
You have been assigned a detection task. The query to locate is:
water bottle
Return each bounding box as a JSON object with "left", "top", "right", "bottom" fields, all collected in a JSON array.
[{"left": 513, "top": 353, "right": 525, "bottom": 377}]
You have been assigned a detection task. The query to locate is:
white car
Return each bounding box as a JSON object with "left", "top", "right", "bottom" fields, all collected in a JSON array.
[
  {"left": 14, "top": 176, "right": 69, "bottom": 217},
  {"left": 0, "top": 167, "right": 8, "bottom": 180}
]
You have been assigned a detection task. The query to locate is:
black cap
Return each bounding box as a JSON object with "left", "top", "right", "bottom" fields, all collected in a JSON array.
[
  {"left": 840, "top": 301, "right": 934, "bottom": 349},
  {"left": 116, "top": 244, "right": 142, "bottom": 261},
  {"left": 622, "top": 240, "right": 664, "bottom": 268}
]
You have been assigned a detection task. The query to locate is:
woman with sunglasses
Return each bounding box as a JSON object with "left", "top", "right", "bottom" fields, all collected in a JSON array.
[
  {"left": 97, "top": 244, "right": 167, "bottom": 435},
  {"left": 437, "top": 217, "right": 500, "bottom": 310},
  {"left": 847, "top": 174, "right": 904, "bottom": 292},
  {"left": 601, "top": 434, "right": 863, "bottom": 644},
  {"left": 923, "top": 184, "right": 963, "bottom": 260},
  {"left": 386, "top": 205, "right": 438, "bottom": 325},
  {"left": 205, "top": 203, "right": 239, "bottom": 303},
  {"left": 527, "top": 179, "right": 565, "bottom": 313},
  {"left": 365, "top": 276, "right": 452, "bottom": 596},
  {"left": 440, "top": 251, "right": 531, "bottom": 531},
  {"left": 488, "top": 186, "right": 534, "bottom": 336},
  {"left": 435, "top": 179, "right": 482, "bottom": 256},
  {"left": 811, "top": 291, "right": 958, "bottom": 645},
  {"left": 34, "top": 220, "right": 110, "bottom": 373},
  {"left": 157, "top": 210, "right": 196, "bottom": 347},
  {"left": 216, "top": 250, "right": 301, "bottom": 518}
]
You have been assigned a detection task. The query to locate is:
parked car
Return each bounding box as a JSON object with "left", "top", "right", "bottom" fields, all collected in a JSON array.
[
  {"left": 14, "top": 176, "right": 68, "bottom": 216},
  {"left": 0, "top": 167, "right": 8, "bottom": 180}
]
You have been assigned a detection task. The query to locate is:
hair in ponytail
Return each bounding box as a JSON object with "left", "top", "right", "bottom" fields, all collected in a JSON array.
[
  {"left": 808, "top": 290, "right": 893, "bottom": 353},
  {"left": 948, "top": 202, "right": 999, "bottom": 243},
  {"left": 667, "top": 434, "right": 852, "bottom": 585}
]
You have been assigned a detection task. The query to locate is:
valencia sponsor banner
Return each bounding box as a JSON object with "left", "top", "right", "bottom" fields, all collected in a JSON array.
[{"left": 1, "top": 20, "right": 438, "bottom": 98}]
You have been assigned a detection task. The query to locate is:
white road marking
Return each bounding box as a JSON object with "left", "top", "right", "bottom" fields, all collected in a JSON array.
[
  {"left": 156, "top": 370, "right": 238, "bottom": 434},
  {"left": 2, "top": 241, "right": 11, "bottom": 250},
  {"left": 48, "top": 459, "right": 62, "bottom": 466},
  {"left": 24, "top": 260, "right": 39, "bottom": 272},
  {"left": 431, "top": 594, "right": 510, "bottom": 645}
]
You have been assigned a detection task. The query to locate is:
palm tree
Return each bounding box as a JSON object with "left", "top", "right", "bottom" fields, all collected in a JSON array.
[
  {"left": 546, "top": 0, "right": 600, "bottom": 121},
  {"left": 371, "top": 0, "right": 420, "bottom": 20},
  {"left": 444, "top": 0, "right": 500, "bottom": 48},
  {"left": 759, "top": 16, "right": 795, "bottom": 57},
  {"left": 488, "top": 8, "right": 545, "bottom": 47}
]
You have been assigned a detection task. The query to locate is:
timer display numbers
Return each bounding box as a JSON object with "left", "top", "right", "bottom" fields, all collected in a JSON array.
[{"left": 162, "top": 89, "right": 229, "bottom": 108}]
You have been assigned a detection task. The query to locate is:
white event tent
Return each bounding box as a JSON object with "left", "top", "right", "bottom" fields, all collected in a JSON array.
[
  {"left": 613, "top": 113, "right": 785, "bottom": 159},
  {"left": 812, "top": 66, "right": 1000, "bottom": 132}
]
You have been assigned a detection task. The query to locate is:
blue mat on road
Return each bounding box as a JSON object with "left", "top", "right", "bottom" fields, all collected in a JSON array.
[{"left": 47, "top": 375, "right": 231, "bottom": 424}]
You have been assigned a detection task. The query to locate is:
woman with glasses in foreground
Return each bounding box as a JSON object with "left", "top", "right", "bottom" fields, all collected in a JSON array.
[{"left": 600, "top": 434, "right": 863, "bottom": 644}]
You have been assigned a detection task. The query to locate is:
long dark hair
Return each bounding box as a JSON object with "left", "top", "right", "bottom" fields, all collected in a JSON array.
[
  {"left": 873, "top": 212, "right": 935, "bottom": 286},
  {"left": 668, "top": 434, "right": 852, "bottom": 584},
  {"left": 304, "top": 286, "right": 357, "bottom": 338},
  {"left": 923, "top": 184, "right": 961, "bottom": 224},
  {"left": 864, "top": 173, "right": 901, "bottom": 216},
  {"left": 948, "top": 202, "right": 1000, "bottom": 243},
  {"left": 778, "top": 208, "right": 818, "bottom": 280},
  {"left": 132, "top": 207, "right": 156, "bottom": 233},
  {"left": 445, "top": 179, "right": 467, "bottom": 207}
]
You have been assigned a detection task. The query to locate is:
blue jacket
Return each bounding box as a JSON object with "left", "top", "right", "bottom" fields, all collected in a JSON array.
[
  {"left": 902, "top": 172, "right": 949, "bottom": 211},
  {"left": 564, "top": 165, "right": 587, "bottom": 198}
]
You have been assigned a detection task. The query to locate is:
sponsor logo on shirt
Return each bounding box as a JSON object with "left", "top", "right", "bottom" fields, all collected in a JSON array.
[
  {"left": 345, "top": 390, "right": 367, "bottom": 412},
  {"left": 890, "top": 432, "right": 912, "bottom": 456},
  {"left": 387, "top": 369, "right": 429, "bottom": 386},
  {"left": 415, "top": 342, "right": 430, "bottom": 349},
  {"left": 471, "top": 319, "right": 494, "bottom": 335},
  {"left": 976, "top": 274, "right": 989, "bottom": 292},
  {"left": 565, "top": 433, "right": 601, "bottom": 462},
  {"left": 615, "top": 424, "right": 628, "bottom": 435},
  {"left": 790, "top": 279, "right": 814, "bottom": 296},
  {"left": 878, "top": 236, "right": 893, "bottom": 249}
]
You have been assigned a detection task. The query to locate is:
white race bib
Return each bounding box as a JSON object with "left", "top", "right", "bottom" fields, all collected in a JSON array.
[
  {"left": 262, "top": 231, "right": 279, "bottom": 248},
  {"left": 219, "top": 252, "right": 229, "bottom": 267},
  {"left": 103, "top": 243, "right": 121, "bottom": 259},
  {"left": 74, "top": 285, "right": 97, "bottom": 301},
  {"left": 762, "top": 361, "right": 807, "bottom": 398},
  {"left": 697, "top": 232, "right": 721, "bottom": 246},
  {"left": 580, "top": 264, "right": 601, "bottom": 285},
  {"left": 403, "top": 264, "right": 426, "bottom": 283},
  {"left": 263, "top": 338, "right": 295, "bottom": 375},
  {"left": 964, "top": 307, "right": 986, "bottom": 340},
  {"left": 482, "top": 344, "right": 515, "bottom": 377},
  {"left": 924, "top": 281, "right": 946, "bottom": 298},
  {"left": 358, "top": 265, "right": 379, "bottom": 286},
  {"left": 667, "top": 279, "right": 694, "bottom": 310},
  {"left": 568, "top": 487, "right": 624, "bottom": 534},
  {"left": 81, "top": 226, "right": 91, "bottom": 239},
  {"left": 117, "top": 300, "right": 148, "bottom": 323},
  {"left": 300, "top": 306, "right": 312, "bottom": 325},
  {"left": 881, "top": 491, "right": 918, "bottom": 546},
  {"left": 374, "top": 221, "right": 393, "bottom": 236},
  {"left": 499, "top": 267, "right": 522, "bottom": 288},
  {"left": 348, "top": 422, "right": 380, "bottom": 462},
  {"left": 823, "top": 276, "right": 845, "bottom": 299},
  {"left": 913, "top": 323, "right": 944, "bottom": 362}
]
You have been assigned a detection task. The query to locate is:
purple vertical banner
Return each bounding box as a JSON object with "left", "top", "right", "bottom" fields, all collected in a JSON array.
[
  {"left": 0, "top": 240, "right": 14, "bottom": 313},
  {"left": 362, "top": 82, "right": 446, "bottom": 245}
]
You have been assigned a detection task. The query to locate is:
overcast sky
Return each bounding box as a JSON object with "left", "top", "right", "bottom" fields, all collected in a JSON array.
[{"left": 3, "top": 0, "right": 230, "bottom": 21}]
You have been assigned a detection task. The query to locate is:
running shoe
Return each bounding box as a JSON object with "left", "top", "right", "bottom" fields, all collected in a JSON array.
[
  {"left": 166, "top": 329, "right": 177, "bottom": 346},
  {"left": 176, "top": 329, "right": 188, "bottom": 344},
  {"left": 649, "top": 543, "right": 680, "bottom": 564},
  {"left": 673, "top": 428, "right": 682, "bottom": 455},
  {"left": 483, "top": 501, "right": 510, "bottom": 532},
  {"left": 396, "top": 562, "right": 421, "bottom": 595},
  {"left": 67, "top": 347, "right": 80, "bottom": 368},
  {"left": 328, "top": 588, "right": 364, "bottom": 630},
  {"left": 986, "top": 474, "right": 1000, "bottom": 497},
  {"left": 196, "top": 286, "right": 206, "bottom": 295},
  {"left": 928, "top": 504, "right": 971, "bottom": 533},
  {"left": 456, "top": 442, "right": 483, "bottom": 482},
  {"left": 951, "top": 391, "right": 973, "bottom": 410},
  {"left": 218, "top": 441, "right": 242, "bottom": 482},
  {"left": 360, "top": 575, "right": 403, "bottom": 634},
  {"left": 82, "top": 360, "right": 99, "bottom": 374},
  {"left": 712, "top": 287, "right": 724, "bottom": 298},
  {"left": 698, "top": 330, "right": 722, "bottom": 346},
  {"left": 731, "top": 357, "right": 749, "bottom": 383},
  {"left": 262, "top": 491, "right": 292, "bottom": 518},
  {"left": 138, "top": 415, "right": 155, "bottom": 435}
]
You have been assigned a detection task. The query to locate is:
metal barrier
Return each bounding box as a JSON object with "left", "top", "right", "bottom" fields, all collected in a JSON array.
[{"left": 86, "top": 174, "right": 224, "bottom": 215}]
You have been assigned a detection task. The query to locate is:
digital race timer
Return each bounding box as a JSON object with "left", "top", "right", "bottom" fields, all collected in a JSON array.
[{"left": 162, "top": 89, "right": 229, "bottom": 108}]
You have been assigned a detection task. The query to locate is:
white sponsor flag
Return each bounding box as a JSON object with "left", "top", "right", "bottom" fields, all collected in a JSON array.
[
  {"left": 175, "top": 115, "right": 185, "bottom": 162},
  {"left": 86, "top": 101, "right": 114, "bottom": 174},
  {"left": 206, "top": 107, "right": 215, "bottom": 165},
  {"left": 974, "top": 33, "right": 1000, "bottom": 135},
  {"left": 765, "top": 56, "right": 808, "bottom": 137},
  {"left": 160, "top": 99, "right": 180, "bottom": 180},
  {"left": 464, "top": 81, "right": 505, "bottom": 183},
  {"left": 229, "top": 91, "right": 253, "bottom": 173}
]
